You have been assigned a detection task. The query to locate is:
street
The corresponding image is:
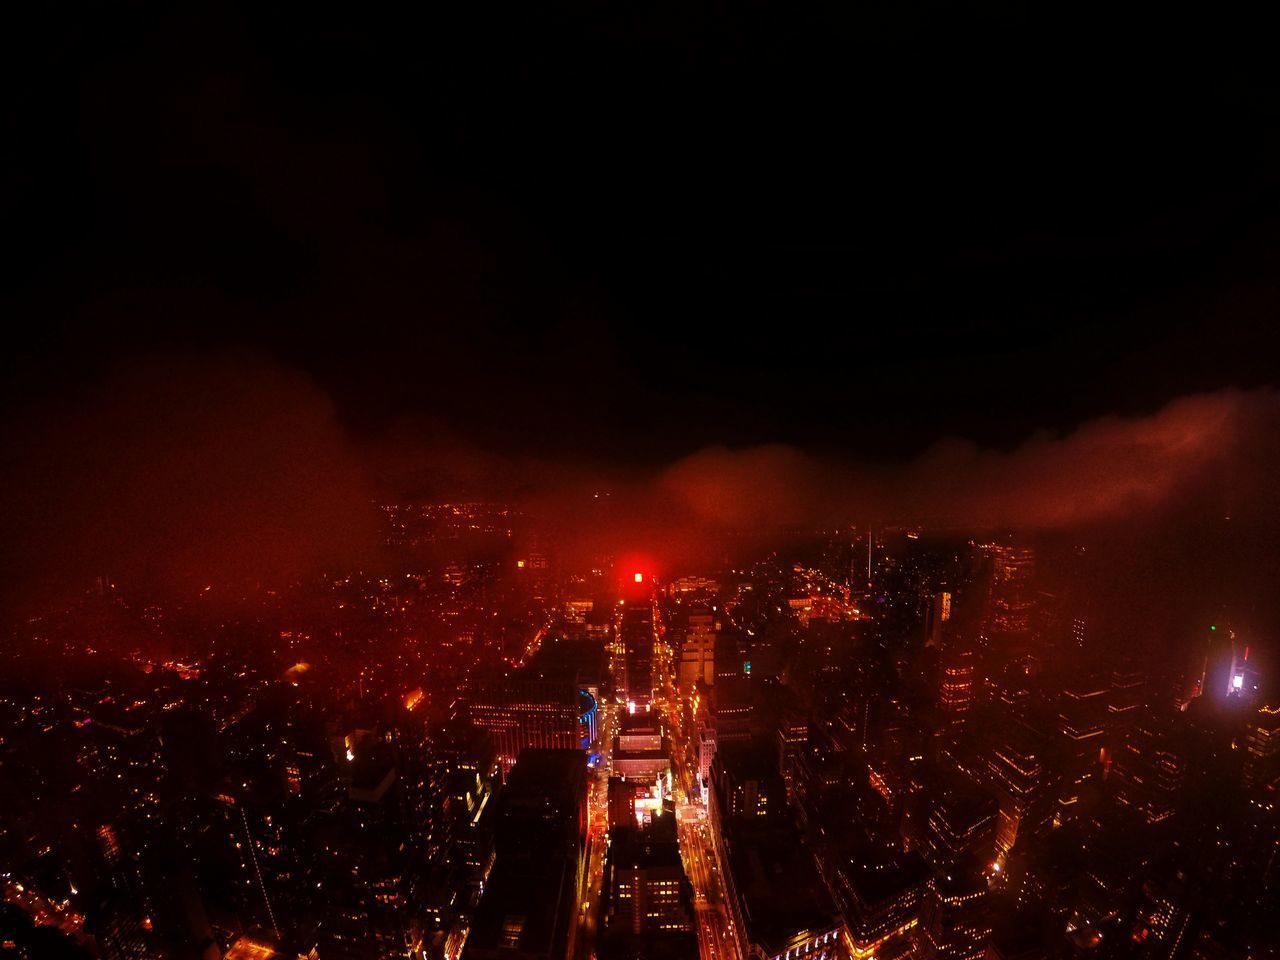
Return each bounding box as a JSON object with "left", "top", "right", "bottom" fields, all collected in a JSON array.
[{"left": 572, "top": 588, "right": 742, "bottom": 960}]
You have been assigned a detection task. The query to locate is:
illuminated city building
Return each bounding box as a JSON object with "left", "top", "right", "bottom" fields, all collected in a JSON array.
[
  {"left": 1192, "top": 621, "right": 1255, "bottom": 704},
  {"left": 430, "top": 726, "right": 498, "bottom": 887},
  {"left": 916, "top": 866, "right": 992, "bottom": 960},
  {"left": 463, "top": 750, "right": 587, "bottom": 960},
  {"left": 1225, "top": 638, "right": 1262, "bottom": 702},
  {"left": 321, "top": 740, "right": 418, "bottom": 960},
  {"left": 1110, "top": 708, "right": 1185, "bottom": 824},
  {"left": 580, "top": 690, "right": 599, "bottom": 746},
  {"left": 939, "top": 633, "right": 977, "bottom": 725},
  {"left": 1244, "top": 704, "right": 1280, "bottom": 789},
  {"left": 983, "top": 725, "right": 1051, "bottom": 859},
  {"left": 706, "top": 738, "right": 844, "bottom": 960},
  {"left": 697, "top": 726, "right": 718, "bottom": 800},
  {"left": 564, "top": 598, "right": 594, "bottom": 623},
  {"left": 1130, "top": 875, "right": 1193, "bottom": 958},
  {"left": 979, "top": 544, "right": 1036, "bottom": 680},
  {"left": 620, "top": 602, "right": 656, "bottom": 710},
  {"left": 666, "top": 575, "right": 721, "bottom": 597},
  {"left": 607, "top": 777, "right": 650, "bottom": 829},
  {"left": 981, "top": 547, "right": 1035, "bottom": 635},
  {"left": 777, "top": 711, "right": 810, "bottom": 799},
  {"left": 468, "top": 679, "right": 592, "bottom": 766},
  {"left": 925, "top": 591, "right": 952, "bottom": 649},
  {"left": 710, "top": 741, "right": 787, "bottom": 826},
  {"left": 601, "top": 815, "right": 694, "bottom": 942},
  {"left": 1054, "top": 677, "right": 1108, "bottom": 819},
  {"left": 677, "top": 605, "right": 716, "bottom": 691},
  {"left": 709, "top": 635, "right": 756, "bottom": 743},
  {"left": 1106, "top": 660, "right": 1146, "bottom": 744},
  {"left": 722, "top": 833, "right": 844, "bottom": 960},
  {"left": 612, "top": 712, "right": 672, "bottom": 785},
  {"left": 919, "top": 782, "right": 999, "bottom": 871},
  {"left": 834, "top": 849, "right": 928, "bottom": 960}
]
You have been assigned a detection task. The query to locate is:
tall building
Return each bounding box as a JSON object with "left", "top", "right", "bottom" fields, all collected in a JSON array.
[
  {"left": 722, "top": 833, "right": 844, "bottom": 960},
  {"left": 429, "top": 724, "right": 498, "bottom": 887},
  {"left": 677, "top": 605, "right": 716, "bottom": 691},
  {"left": 710, "top": 740, "right": 843, "bottom": 960},
  {"left": 710, "top": 740, "right": 787, "bottom": 827},
  {"left": 939, "top": 632, "right": 977, "bottom": 726},
  {"left": 983, "top": 547, "right": 1035, "bottom": 631},
  {"left": 983, "top": 725, "right": 1051, "bottom": 860},
  {"left": 777, "top": 711, "right": 809, "bottom": 798},
  {"left": 979, "top": 545, "right": 1036, "bottom": 675},
  {"left": 607, "top": 776, "right": 651, "bottom": 830},
  {"left": 316, "top": 734, "right": 417, "bottom": 960},
  {"left": 601, "top": 815, "right": 694, "bottom": 940},
  {"left": 697, "top": 727, "right": 718, "bottom": 796},
  {"left": 926, "top": 591, "right": 953, "bottom": 649},
  {"left": 463, "top": 750, "right": 588, "bottom": 960},
  {"left": 1106, "top": 660, "right": 1146, "bottom": 745},
  {"left": 1244, "top": 704, "right": 1280, "bottom": 789},
  {"left": 621, "top": 603, "right": 656, "bottom": 709},
  {"left": 1054, "top": 677, "right": 1108, "bottom": 820},
  {"left": 1110, "top": 708, "right": 1184, "bottom": 824},
  {"left": 469, "top": 679, "right": 594, "bottom": 766},
  {"left": 710, "top": 634, "right": 755, "bottom": 742},
  {"left": 834, "top": 849, "right": 929, "bottom": 960},
  {"left": 919, "top": 782, "right": 999, "bottom": 871},
  {"left": 917, "top": 865, "right": 992, "bottom": 960}
]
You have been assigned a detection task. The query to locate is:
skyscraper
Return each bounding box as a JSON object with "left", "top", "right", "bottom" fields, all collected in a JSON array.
[
  {"left": 620, "top": 602, "right": 656, "bottom": 710},
  {"left": 979, "top": 545, "right": 1036, "bottom": 677},
  {"left": 939, "top": 632, "right": 977, "bottom": 726},
  {"left": 677, "top": 605, "right": 716, "bottom": 691},
  {"left": 601, "top": 814, "right": 694, "bottom": 944},
  {"left": 1110, "top": 707, "right": 1184, "bottom": 824},
  {"left": 469, "top": 679, "right": 590, "bottom": 766},
  {"left": 463, "top": 750, "right": 588, "bottom": 960},
  {"left": 916, "top": 865, "right": 992, "bottom": 960}
]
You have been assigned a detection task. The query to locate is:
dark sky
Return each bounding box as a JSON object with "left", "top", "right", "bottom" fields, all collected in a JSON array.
[{"left": 6, "top": 0, "right": 1280, "bottom": 465}]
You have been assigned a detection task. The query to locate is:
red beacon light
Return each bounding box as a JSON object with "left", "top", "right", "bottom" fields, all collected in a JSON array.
[{"left": 634, "top": 572, "right": 644, "bottom": 583}]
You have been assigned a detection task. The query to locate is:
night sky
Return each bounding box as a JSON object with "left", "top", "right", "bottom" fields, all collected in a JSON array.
[
  {"left": 8, "top": 1, "right": 1278, "bottom": 462},
  {"left": 3, "top": 2, "right": 1280, "bottom": 625}
]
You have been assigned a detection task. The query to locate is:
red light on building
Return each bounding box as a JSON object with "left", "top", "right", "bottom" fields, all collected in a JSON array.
[{"left": 634, "top": 572, "right": 644, "bottom": 583}]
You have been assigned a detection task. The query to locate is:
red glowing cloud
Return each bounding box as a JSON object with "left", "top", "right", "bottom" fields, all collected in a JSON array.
[
  {"left": 0, "top": 353, "right": 381, "bottom": 613},
  {"left": 656, "top": 388, "right": 1278, "bottom": 532}
]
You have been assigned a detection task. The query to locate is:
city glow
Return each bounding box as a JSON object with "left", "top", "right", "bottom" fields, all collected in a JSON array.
[{"left": 4, "top": 14, "right": 1273, "bottom": 960}]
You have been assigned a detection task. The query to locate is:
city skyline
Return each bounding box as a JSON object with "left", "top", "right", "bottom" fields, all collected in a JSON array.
[{"left": 3, "top": 4, "right": 1280, "bottom": 960}]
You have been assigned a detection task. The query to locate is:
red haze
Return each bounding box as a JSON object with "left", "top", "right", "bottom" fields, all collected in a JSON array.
[
  {"left": 0, "top": 353, "right": 381, "bottom": 615},
  {"left": 656, "top": 388, "right": 1277, "bottom": 533}
]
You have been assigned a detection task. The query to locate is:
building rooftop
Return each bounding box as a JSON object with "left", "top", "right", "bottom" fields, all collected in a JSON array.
[
  {"left": 726, "top": 831, "right": 839, "bottom": 956},
  {"left": 607, "top": 815, "right": 681, "bottom": 870},
  {"left": 464, "top": 852, "right": 575, "bottom": 959}
]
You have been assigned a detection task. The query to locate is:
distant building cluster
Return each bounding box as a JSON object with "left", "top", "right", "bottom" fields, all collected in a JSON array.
[{"left": 0, "top": 515, "right": 1276, "bottom": 960}]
